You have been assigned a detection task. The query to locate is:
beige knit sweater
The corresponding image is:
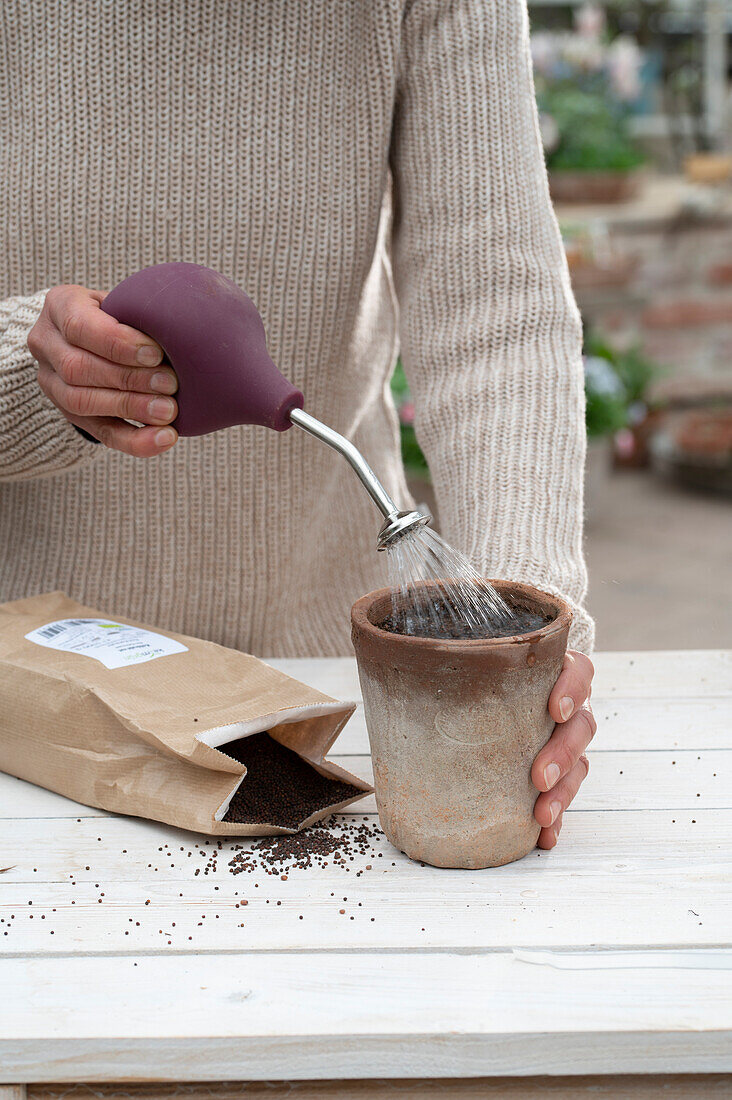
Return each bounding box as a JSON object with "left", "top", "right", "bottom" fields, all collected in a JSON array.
[{"left": 0, "top": 0, "right": 593, "bottom": 657}]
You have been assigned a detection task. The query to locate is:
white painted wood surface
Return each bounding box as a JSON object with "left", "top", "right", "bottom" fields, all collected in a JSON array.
[
  {"left": 3, "top": 952, "right": 732, "bottom": 1080},
  {"left": 0, "top": 650, "right": 730, "bottom": 1082}
]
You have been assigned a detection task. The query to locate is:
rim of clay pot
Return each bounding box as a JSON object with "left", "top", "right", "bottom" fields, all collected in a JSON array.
[{"left": 351, "top": 579, "right": 572, "bottom": 652}]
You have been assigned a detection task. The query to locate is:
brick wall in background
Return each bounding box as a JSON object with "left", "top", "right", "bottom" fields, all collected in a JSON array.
[{"left": 559, "top": 186, "right": 732, "bottom": 379}]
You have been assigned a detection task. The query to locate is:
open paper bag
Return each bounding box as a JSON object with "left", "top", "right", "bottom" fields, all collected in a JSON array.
[{"left": 0, "top": 592, "right": 370, "bottom": 834}]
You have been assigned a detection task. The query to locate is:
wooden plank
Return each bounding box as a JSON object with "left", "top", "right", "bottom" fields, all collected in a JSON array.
[
  {"left": 587, "top": 698, "right": 732, "bottom": 752},
  {"left": 2, "top": 952, "right": 731, "bottom": 1080},
  {"left": 0, "top": 697, "right": 728, "bottom": 821},
  {"left": 0, "top": 775, "right": 108, "bottom": 819},
  {"left": 571, "top": 748, "right": 731, "bottom": 812},
  {"left": 334, "top": 698, "right": 732, "bottom": 756},
  {"left": 0, "top": 1089, "right": 26, "bottom": 1100},
  {"left": 589, "top": 651, "right": 732, "bottom": 700},
  {"left": 1, "top": 746, "right": 730, "bottom": 822},
  {"left": 267, "top": 657, "right": 362, "bottom": 700},
  {"left": 0, "top": 810, "right": 728, "bottom": 954},
  {"left": 267, "top": 652, "right": 732, "bottom": 703},
  {"left": 1, "top": 709, "right": 730, "bottom": 822},
  {"left": 25, "top": 1076, "right": 732, "bottom": 1098}
]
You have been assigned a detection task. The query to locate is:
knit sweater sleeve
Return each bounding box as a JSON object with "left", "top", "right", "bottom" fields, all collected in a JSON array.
[
  {"left": 0, "top": 291, "right": 99, "bottom": 481},
  {"left": 389, "top": 0, "right": 594, "bottom": 654}
]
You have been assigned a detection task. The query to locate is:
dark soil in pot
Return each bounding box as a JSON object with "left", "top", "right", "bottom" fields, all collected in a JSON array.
[{"left": 378, "top": 593, "right": 552, "bottom": 640}]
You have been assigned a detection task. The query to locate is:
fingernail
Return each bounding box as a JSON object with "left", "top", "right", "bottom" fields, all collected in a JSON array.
[
  {"left": 150, "top": 371, "right": 177, "bottom": 395},
  {"left": 544, "top": 762, "right": 560, "bottom": 789},
  {"left": 137, "top": 344, "right": 162, "bottom": 367},
  {"left": 148, "top": 397, "right": 175, "bottom": 421},
  {"left": 552, "top": 825, "right": 561, "bottom": 844},
  {"left": 560, "top": 696, "right": 574, "bottom": 721},
  {"left": 154, "top": 428, "right": 177, "bottom": 449},
  {"left": 549, "top": 799, "right": 562, "bottom": 825}
]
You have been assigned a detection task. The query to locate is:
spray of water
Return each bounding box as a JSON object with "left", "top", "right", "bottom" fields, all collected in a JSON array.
[{"left": 385, "top": 525, "right": 515, "bottom": 640}]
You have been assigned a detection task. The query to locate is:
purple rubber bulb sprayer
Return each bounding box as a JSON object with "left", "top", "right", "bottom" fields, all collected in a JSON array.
[{"left": 102, "top": 263, "right": 428, "bottom": 549}]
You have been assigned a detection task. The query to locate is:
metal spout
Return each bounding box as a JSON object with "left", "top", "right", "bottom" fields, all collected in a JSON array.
[{"left": 289, "top": 407, "right": 430, "bottom": 549}]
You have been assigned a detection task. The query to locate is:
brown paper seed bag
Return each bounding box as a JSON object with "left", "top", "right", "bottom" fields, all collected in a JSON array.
[{"left": 0, "top": 591, "right": 370, "bottom": 834}]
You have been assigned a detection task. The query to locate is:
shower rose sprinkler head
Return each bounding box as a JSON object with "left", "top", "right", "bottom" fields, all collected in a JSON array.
[
  {"left": 101, "top": 262, "right": 430, "bottom": 551},
  {"left": 376, "top": 509, "right": 431, "bottom": 551}
]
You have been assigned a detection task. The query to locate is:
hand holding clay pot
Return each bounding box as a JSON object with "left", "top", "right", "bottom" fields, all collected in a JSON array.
[
  {"left": 532, "top": 650, "right": 595, "bottom": 849},
  {"left": 351, "top": 580, "right": 578, "bottom": 869},
  {"left": 29, "top": 285, "right": 179, "bottom": 457}
]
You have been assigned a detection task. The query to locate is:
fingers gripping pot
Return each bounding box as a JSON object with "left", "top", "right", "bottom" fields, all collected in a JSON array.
[{"left": 351, "top": 582, "right": 572, "bottom": 869}]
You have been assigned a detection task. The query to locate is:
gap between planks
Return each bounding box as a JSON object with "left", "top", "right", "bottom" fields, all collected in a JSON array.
[
  {"left": 22, "top": 1076, "right": 732, "bottom": 1098},
  {"left": 0, "top": 808, "right": 726, "bottom": 821},
  {"left": 3, "top": 944, "right": 732, "bottom": 962}
]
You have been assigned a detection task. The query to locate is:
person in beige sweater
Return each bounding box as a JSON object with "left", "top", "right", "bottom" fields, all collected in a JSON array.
[{"left": 0, "top": 0, "right": 595, "bottom": 847}]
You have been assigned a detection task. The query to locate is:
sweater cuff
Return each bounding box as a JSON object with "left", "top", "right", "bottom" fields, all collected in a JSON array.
[
  {"left": 0, "top": 291, "right": 100, "bottom": 481},
  {"left": 565, "top": 601, "right": 595, "bottom": 656}
]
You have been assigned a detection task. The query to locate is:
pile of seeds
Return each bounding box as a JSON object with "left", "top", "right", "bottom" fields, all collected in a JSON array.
[
  {"left": 221, "top": 731, "right": 365, "bottom": 829},
  {"left": 228, "top": 817, "right": 385, "bottom": 876}
]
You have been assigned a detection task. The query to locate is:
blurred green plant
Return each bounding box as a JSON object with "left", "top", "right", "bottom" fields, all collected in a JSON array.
[
  {"left": 531, "top": 5, "right": 646, "bottom": 174},
  {"left": 542, "top": 84, "right": 645, "bottom": 173},
  {"left": 584, "top": 366, "right": 628, "bottom": 438},
  {"left": 585, "top": 331, "right": 656, "bottom": 403},
  {"left": 391, "top": 361, "right": 430, "bottom": 478},
  {"left": 584, "top": 332, "right": 658, "bottom": 438}
]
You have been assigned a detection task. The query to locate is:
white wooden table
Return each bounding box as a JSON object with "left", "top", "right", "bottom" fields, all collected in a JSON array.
[{"left": 1, "top": 650, "right": 731, "bottom": 1094}]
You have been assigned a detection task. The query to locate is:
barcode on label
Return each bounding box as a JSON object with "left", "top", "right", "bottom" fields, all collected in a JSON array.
[
  {"left": 39, "top": 625, "right": 65, "bottom": 638},
  {"left": 38, "top": 619, "right": 93, "bottom": 639}
]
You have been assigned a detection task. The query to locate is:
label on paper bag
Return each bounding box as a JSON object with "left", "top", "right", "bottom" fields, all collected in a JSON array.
[{"left": 25, "top": 618, "right": 188, "bottom": 669}]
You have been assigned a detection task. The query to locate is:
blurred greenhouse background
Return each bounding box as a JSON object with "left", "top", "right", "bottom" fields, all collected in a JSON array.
[{"left": 394, "top": 0, "right": 732, "bottom": 651}]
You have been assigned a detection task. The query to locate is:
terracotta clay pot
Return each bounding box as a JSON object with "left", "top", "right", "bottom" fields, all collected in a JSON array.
[
  {"left": 351, "top": 581, "right": 571, "bottom": 869},
  {"left": 549, "top": 168, "right": 640, "bottom": 205}
]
